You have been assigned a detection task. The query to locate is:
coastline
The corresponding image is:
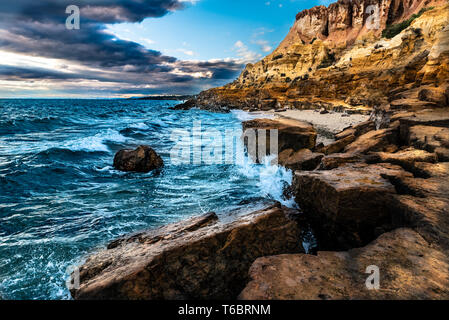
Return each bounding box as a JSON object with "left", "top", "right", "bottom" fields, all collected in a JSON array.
[
  {"left": 69, "top": 0, "right": 449, "bottom": 301},
  {"left": 70, "top": 104, "right": 449, "bottom": 300}
]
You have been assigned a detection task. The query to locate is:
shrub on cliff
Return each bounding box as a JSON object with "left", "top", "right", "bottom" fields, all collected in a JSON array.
[{"left": 382, "top": 7, "right": 434, "bottom": 39}]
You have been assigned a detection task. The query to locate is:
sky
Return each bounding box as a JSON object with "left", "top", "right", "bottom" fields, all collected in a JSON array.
[{"left": 0, "top": 0, "right": 331, "bottom": 98}]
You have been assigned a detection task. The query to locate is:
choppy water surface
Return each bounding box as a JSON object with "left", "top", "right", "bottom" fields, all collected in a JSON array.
[{"left": 0, "top": 99, "right": 292, "bottom": 299}]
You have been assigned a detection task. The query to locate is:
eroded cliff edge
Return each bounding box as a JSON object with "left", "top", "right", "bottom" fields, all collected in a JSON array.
[{"left": 177, "top": 0, "right": 449, "bottom": 113}]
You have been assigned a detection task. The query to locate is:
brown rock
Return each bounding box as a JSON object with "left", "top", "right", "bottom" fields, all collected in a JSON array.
[
  {"left": 411, "top": 162, "right": 449, "bottom": 178},
  {"left": 390, "top": 98, "right": 439, "bottom": 110},
  {"left": 392, "top": 195, "right": 449, "bottom": 249},
  {"left": 399, "top": 109, "right": 449, "bottom": 142},
  {"left": 239, "top": 228, "right": 449, "bottom": 300},
  {"left": 406, "top": 125, "right": 449, "bottom": 161},
  {"left": 344, "top": 121, "right": 375, "bottom": 138},
  {"left": 292, "top": 163, "right": 412, "bottom": 249},
  {"left": 334, "top": 128, "right": 356, "bottom": 140},
  {"left": 276, "top": 148, "right": 324, "bottom": 171},
  {"left": 318, "top": 153, "right": 362, "bottom": 170},
  {"left": 344, "top": 127, "right": 399, "bottom": 155},
  {"left": 71, "top": 204, "right": 304, "bottom": 300},
  {"left": 367, "top": 148, "right": 438, "bottom": 170},
  {"left": 317, "top": 134, "right": 356, "bottom": 155},
  {"left": 386, "top": 174, "right": 449, "bottom": 200},
  {"left": 113, "top": 145, "right": 164, "bottom": 173},
  {"left": 418, "top": 87, "right": 448, "bottom": 106},
  {"left": 242, "top": 118, "right": 317, "bottom": 157}
]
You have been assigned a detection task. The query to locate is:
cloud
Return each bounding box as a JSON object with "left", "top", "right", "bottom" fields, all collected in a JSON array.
[
  {"left": 177, "top": 48, "right": 195, "bottom": 56},
  {"left": 0, "top": 0, "right": 245, "bottom": 97},
  {"left": 254, "top": 40, "right": 273, "bottom": 53},
  {"left": 233, "top": 41, "right": 262, "bottom": 64}
]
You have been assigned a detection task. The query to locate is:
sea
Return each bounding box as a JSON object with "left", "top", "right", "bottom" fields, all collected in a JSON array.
[{"left": 0, "top": 99, "right": 294, "bottom": 299}]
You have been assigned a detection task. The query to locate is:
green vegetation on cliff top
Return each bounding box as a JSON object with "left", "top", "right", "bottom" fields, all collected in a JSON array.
[{"left": 382, "top": 7, "right": 434, "bottom": 39}]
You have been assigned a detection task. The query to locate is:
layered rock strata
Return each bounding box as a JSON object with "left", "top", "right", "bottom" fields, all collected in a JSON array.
[{"left": 177, "top": 1, "right": 449, "bottom": 114}]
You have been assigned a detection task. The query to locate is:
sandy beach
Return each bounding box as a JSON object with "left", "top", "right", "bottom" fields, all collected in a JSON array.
[{"left": 262, "top": 110, "right": 370, "bottom": 145}]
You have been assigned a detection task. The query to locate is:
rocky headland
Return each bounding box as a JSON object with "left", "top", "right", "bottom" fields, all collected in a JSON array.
[
  {"left": 176, "top": 0, "right": 449, "bottom": 113},
  {"left": 71, "top": 0, "right": 449, "bottom": 300}
]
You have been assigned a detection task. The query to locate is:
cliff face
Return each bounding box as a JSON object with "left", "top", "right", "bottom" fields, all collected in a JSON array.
[
  {"left": 286, "top": 0, "right": 435, "bottom": 47},
  {"left": 183, "top": 0, "right": 449, "bottom": 113}
]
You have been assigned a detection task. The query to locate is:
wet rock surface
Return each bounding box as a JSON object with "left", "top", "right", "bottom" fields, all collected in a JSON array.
[
  {"left": 113, "top": 145, "right": 164, "bottom": 173},
  {"left": 242, "top": 118, "right": 317, "bottom": 156},
  {"left": 276, "top": 148, "right": 324, "bottom": 171},
  {"left": 71, "top": 204, "right": 304, "bottom": 300}
]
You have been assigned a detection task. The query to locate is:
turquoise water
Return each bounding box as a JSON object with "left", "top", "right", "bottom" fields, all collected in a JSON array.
[{"left": 0, "top": 99, "right": 292, "bottom": 299}]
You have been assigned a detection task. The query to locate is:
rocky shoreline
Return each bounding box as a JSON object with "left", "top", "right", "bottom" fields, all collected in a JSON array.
[
  {"left": 70, "top": 0, "right": 449, "bottom": 300},
  {"left": 71, "top": 106, "right": 449, "bottom": 300}
]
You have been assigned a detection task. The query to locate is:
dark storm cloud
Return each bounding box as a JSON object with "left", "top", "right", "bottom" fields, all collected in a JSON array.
[
  {"left": 0, "top": 0, "right": 184, "bottom": 23},
  {"left": 0, "top": 65, "right": 84, "bottom": 80},
  {"left": 0, "top": 0, "right": 245, "bottom": 95},
  {"left": 177, "top": 60, "right": 244, "bottom": 79}
]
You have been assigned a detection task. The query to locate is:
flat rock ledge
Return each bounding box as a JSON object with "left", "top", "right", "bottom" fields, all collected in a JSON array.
[
  {"left": 239, "top": 228, "right": 449, "bottom": 300},
  {"left": 70, "top": 204, "right": 304, "bottom": 300}
]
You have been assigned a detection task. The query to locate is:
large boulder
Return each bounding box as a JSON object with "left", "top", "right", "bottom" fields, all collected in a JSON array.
[
  {"left": 275, "top": 148, "right": 324, "bottom": 171},
  {"left": 392, "top": 195, "right": 449, "bottom": 249},
  {"left": 242, "top": 118, "right": 317, "bottom": 160},
  {"left": 292, "top": 163, "right": 412, "bottom": 249},
  {"left": 113, "top": 145, "right": 164, "bottom": 173},
  {"left": 70, "top": 204, "right": 304, "bottom": 300},
  {"left": 239, "top": 228, "right": 449, "bottom": 300},
  {"left": 385, "top": 164, "right": 449, "bottom": 248},
  {"left": 411, "top": 162, "right": 449, "bottom": 178}
]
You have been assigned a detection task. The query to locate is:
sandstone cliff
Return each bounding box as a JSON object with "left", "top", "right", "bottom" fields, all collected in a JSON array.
[{"left": 178, "top": 0, "right": 449, "bottom": 113}]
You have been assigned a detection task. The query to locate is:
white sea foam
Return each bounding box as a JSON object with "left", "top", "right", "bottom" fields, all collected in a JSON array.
[
  {"left": 129, "top": 122, "right": 149, "bottom": 130},
  {"left": 237, "top": 154, "right": 295, "bottom": 207},
  {"left": 231, "top": 110, "right": 274, "bottom": 122},
  {"left": 64, "top": 129, "right": 126, "bottom": 152}
]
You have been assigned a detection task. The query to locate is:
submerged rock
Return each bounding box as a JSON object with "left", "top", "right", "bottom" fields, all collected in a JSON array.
[
  {"left": 70, "top": 204, "right": 304, "bottom": 300},
  {"left": 113, "top": 145, "right": 164, "bottom": 173},
  {"left": 239, "top": 228, "right": 449, "bottom": 300}
]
